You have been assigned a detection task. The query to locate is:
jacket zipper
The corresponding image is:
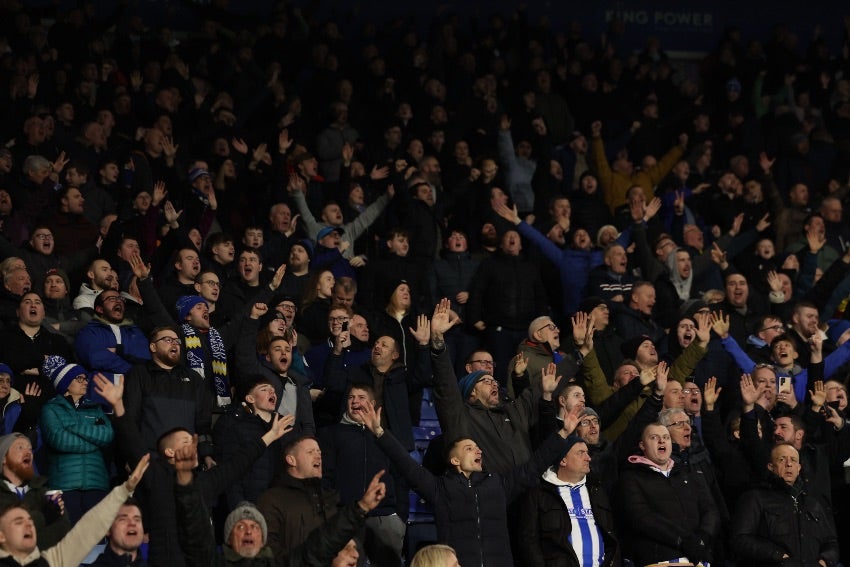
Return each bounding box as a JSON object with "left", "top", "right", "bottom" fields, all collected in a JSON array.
[{"left": 472, "top": 477, "right": 484, "bottom": 567}]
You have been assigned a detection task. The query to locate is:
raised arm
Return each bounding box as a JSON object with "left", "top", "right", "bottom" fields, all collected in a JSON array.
[
  {"left": 428, "top": 299, "right": 470, "bottom": 442},
  {"left": 361, "top": 403, "right": 438, "bottom": 502},
  {"left": 493, "top": 202, "right": 565, "bottom": 266},
  {"left": 712, "top": 311, "right": 757, "bottom": 374},
  {"left": 233, "top": 305, "right": 266, "bottom": 376},
  {"left": 345, "top": 192, "right": 390, "bottom": 239}
]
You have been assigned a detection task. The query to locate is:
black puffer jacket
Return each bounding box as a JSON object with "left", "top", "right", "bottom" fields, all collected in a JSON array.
[
  {"left": 317, "top": 417, "right": 401, "bottom": 518},
  {"left": 213, "top": 406, "right": 282, "bottom": 509},
  {"left": 376, "top": 427, "right": 568, "bottom": 567},
  {"left": 731, "top": 475, "right": 839, "bottom": 567},
  {"left": 617, "top": 458, "right": 720, "bottom": 566},
  {"left": 519, "top": 470, "right": 620, "bottom": 567}
]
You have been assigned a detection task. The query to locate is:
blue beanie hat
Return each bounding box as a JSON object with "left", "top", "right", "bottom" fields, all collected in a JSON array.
[
  {"left": 0, "top": 364, "right": 13, "bottom": 379},
  {"left": 458, "top": 370, "right": 488, "bottom": 400},
  {"left": 176, "top": 295, "right": 208, "bottom": 321},
  {"left": 827, "top": 319, "right": 850, "bottom": 345},
  {"left": 42, "top": 355, "right": 87, "bottom": 394}
]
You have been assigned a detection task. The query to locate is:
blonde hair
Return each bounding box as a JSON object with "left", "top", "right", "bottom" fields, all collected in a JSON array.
[{"left": 410, "top": 544, "right": 458, "bottom": 567}]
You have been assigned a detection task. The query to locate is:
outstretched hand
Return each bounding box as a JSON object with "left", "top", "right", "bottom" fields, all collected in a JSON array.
[
  {"left": 431, "top": 298, "right": 460, "bottom": 338},
  {"left": 129, "top": 253, "right": 150, "bottom": 281},
  {"left": 263, "top": 413, "right": 296, "bottom": 445},
  {"left": 493, "top": 202, "right": 521, "bottom": 225},
  {"left": 561, "top": 404, "right": 585, "bottom": 437},
  {"left": 541, "top": 362, "right": 562, "bottom": 396},
  {"left": 710, "top": 311, "right": 730, "bottom": 339},
  {"left": 703, "top": 376, "right": 722, "bottom": 410},
  {"left": 125, "top": 453, "right": 151, "bottom": 492},
  {"left": 409, "top": 314, "right": 431, "bottom": 345},
  {"left": 93, "top": 373, "right": 124, "bottom": 409},
  {"left": 654, "top": 361, "right": 669, "bottom": 394},
  {"left": 358, "top": 402, "right": 383, "bottom": 434},
  {"left": 740, "top": 373, "right": 760, "bottom": 410}
]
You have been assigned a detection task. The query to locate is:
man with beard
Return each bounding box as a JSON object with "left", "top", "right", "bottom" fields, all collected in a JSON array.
[
  {"left": 157, "top": 248, "right": 202, "bottom": 320},
  {"left": 276, "top": 240, "right": 311, "bottom": 300},
  {"left": 0, "top": 433, "right": 70, "bottom": 549},
  {"left": 73, "top": 258, "right": 116, "bottom": 314},
  {"left": 318, "top": 384, "right": 406, "bottom": 565},
  {"left": 427, "top": 298, "right": 561, "bottom": 474},
  {"left": 122, "top": 326, "right": 213, "bottom": 457},
  {"left": 75, "top": 288, "right": 154, "bottom": 378},
  {"left": 235, "top": 303, "right": 315, "bottom": 444},
  {"left": 75, "top": 253, "right": 175, "bottom": 383}
]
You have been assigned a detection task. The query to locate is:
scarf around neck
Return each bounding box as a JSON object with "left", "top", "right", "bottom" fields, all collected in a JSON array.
[{"left": 181, "top": 323, "right": 230, "bottom": 408}]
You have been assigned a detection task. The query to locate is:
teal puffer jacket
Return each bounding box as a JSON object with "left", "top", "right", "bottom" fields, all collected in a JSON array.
[{"left": 40, "top": 395, "right": 114, "bottom": 491}]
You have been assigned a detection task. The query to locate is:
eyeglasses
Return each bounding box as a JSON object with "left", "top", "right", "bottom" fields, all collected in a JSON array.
[
  {"left": 682, "top": 388, "right": 701, "bottom": 395},
  {"left": 32, "top": 234, "right": 53, "bottom": 240},
  {"left": 278, "top": 303, "right": 296, "bottom": 312},
  {"left": 154, "top": 336, "right": 180, "bottom": 345},
  {"left": 667, "top": 419, "right": 692, "bottom": 429},
  {"left": 536, "top": 323, "right": 558, "bottom": 333},
  {"left": 469, "top": 359, "right": 495, "bottom": 368},
  {"left": 73, "top": 375, "right": 89, "bottom": 383},
  {"left": 578, "top": 418, "right": 600, "bottom": 427},
  {"left": 476, "top": 377, "right": 498, "bottom": 386},
  {"left": 200, "top": 280, "right": 220, "bottom": 287},
  {"left": 329, "top": 316, "right": 350, "bottom": 323}
]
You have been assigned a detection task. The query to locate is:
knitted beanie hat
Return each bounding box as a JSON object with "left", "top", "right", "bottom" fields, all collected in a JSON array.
[
  {"left": 42, "top": 355, "right": 87, "bottom": 394},
  {"left": 176, "top": 295, "right": 207, "bottom": 321},
  {"left": 224, "top": 501, "right": 268, "bottom": 544}
]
